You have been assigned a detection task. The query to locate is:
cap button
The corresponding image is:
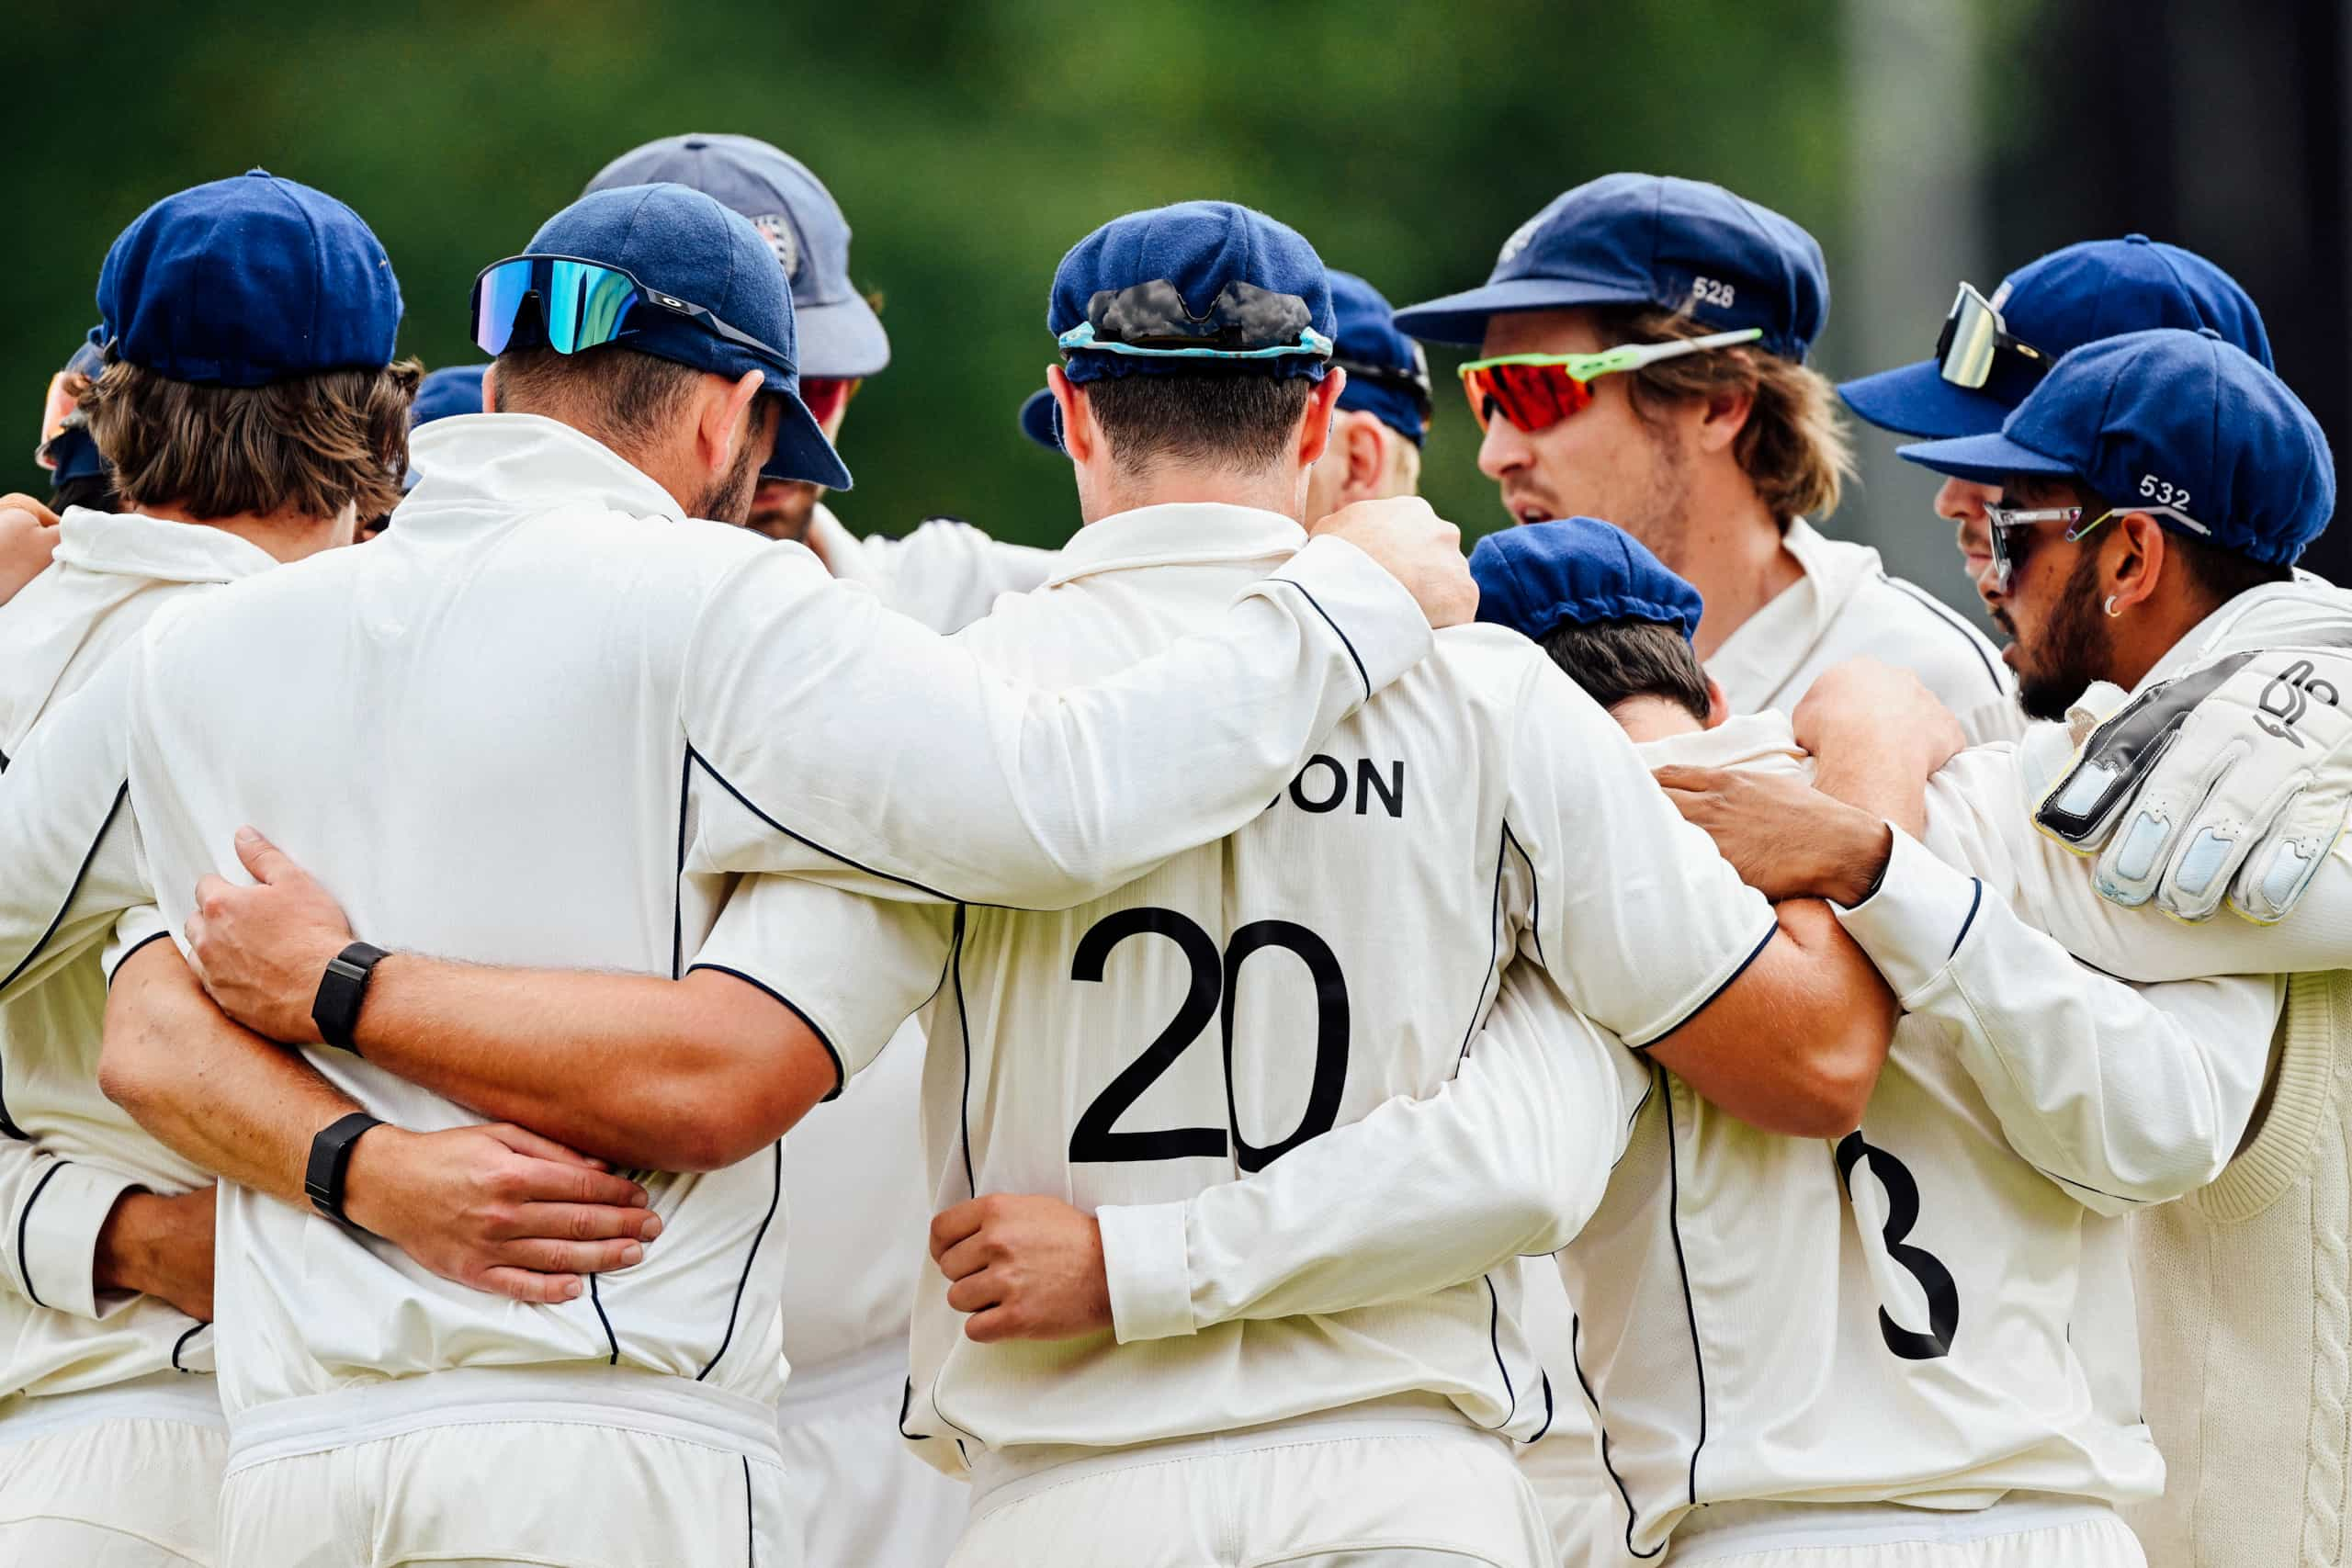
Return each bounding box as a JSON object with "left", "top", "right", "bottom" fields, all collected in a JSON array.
[
  {"left": 2197, "top": 326, "right": 2222, "bottom": 341},
  {"left": 2124, "top": 232, "right": 2150, "bottom": 244},
  {"left": 683, "top": 136, "right": 708, "bottom": 150},
  {"left": 245, "top": 167, "right": 273, "bottom": 178}
]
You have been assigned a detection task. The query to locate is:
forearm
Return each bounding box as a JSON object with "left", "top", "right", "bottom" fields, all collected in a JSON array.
[
  {"left": 353, "top": 958, "right": 830, "bottom": 1171},
  {"left": 1838, "top": 829, "right": 2280, "bottom": 1210},
  {"left": 1100, "top": 975, "right": 1619, "bottom": 1341},
  {"left": 1813, "top": 743, "right": 1930, "bottom": 840},
  {"left": 101, "top": 940, "right": 356, "bottom": 1208}
]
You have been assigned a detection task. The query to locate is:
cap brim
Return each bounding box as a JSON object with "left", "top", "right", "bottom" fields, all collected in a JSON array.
[
  {"left": 1018, "top": 389, "right": 1064, "bottom": 454},
  {"left": 1392, "top": 276, "right": 1657, "bottom": 345},
  {"left": 1837, "top": 361, "right": 2014, "bottom": 440},
  {"left": 764, "top": 386, "right": 854, "bottom": 490},
  {"left": 790, "top": 295, "right": 890, "bottom": 380},
  {"left": 1895, "top": 429, "right": 2075, "bottom": 486}
]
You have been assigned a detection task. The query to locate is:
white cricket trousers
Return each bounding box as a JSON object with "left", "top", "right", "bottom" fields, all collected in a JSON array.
[
  {"left": 776, "top": 1343, "right": 967, "bottom": 1568},
  {"left": 0, "top": 1373, "right": 227, "bottom": 1566},
  {"left": 216, "top": 1367, "right": 795, "bottom": 1567},
  {"left": 952, "top": 1405, "right": 1554, "bottom": 1567},
  {"left": 1664, "top": 1495, "right": 2146, "bottom": 1567}
]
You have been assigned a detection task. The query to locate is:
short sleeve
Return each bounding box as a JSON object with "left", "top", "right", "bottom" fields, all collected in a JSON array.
[
  {"left": 689, "top": 874, "right": 955, "bottom": 1085},
  {"left": 1501, "top": 659, "right": 1777, "bottom": 1046}
]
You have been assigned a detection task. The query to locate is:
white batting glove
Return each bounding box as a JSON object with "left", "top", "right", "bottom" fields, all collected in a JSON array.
[{"left": 2034, "top": 646, "right": 2352, "bottom": 923}]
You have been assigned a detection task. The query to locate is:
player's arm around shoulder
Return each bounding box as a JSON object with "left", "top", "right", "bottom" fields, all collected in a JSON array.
[{"left": 1502, "top": 656, "right": 1895, "bottom": 1138}]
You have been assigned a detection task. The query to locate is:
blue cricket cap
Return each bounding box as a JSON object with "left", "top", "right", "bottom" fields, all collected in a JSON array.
[
  {"left": 1019, "top": 264, "right": 1416, "bottom": 454},
  {"left": 1394, "top": 174, "right": 1828, "bottom": 360},
  {"left": 1898, "top": 328, "right": 2332, "bottom": 567},
  {"left": 514, "top": 184, "right": 850, "bottom": 490},
  {"left": 584, "top": 134, "right": 887, "bottom": 380},
  {"left": 1839, "top": 235, "right": 2272, "bottom": 440},
  {"left": 1329, "top": 271, "right": 1431, "bottom": 446},
  {"left": 1470, "top": 516, "right": 1705, "bottom": 644},
  {"left": 1049, "top": 201, "right": 1334, "bottom": 387},
  {"left": 93, "top": 169, "right": 401, "bottom": 388},
  {"left": 412, "top": 364, "right": 488, "bottom": 427}
]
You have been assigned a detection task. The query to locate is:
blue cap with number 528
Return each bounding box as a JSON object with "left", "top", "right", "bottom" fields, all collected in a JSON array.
[
  {"left": 1392, "top": 173, "right": 1830, "bottom": 361},
  {"left": 1898, "top": 327, "right": 2334, "bottom": 567}
]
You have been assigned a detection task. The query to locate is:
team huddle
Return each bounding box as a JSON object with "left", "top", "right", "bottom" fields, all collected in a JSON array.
[{"left": 0, "top": 132, "right": 2347, "bottom": 1568}]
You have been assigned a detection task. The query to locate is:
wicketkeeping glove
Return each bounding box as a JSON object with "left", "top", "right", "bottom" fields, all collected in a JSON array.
[{"left": 2033, "top": 646, "right": 2352, "bottom": 922}]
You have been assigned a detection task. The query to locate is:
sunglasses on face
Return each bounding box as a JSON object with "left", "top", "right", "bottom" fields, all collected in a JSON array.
[
  {"left": 798, "top": 377, "right": 857, "bottom": 427},
  {"left": 1457, "top": 327, "right": 1763, "bottom": 435},
  {"left": 1981, "top": 502, "right": 2113, "bottom": 592}
]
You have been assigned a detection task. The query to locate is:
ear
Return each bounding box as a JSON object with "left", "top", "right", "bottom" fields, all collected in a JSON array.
[
  {"left": 1296, "top": 370, "right": 1346, "bottom": 469},
  {"left": 696, "top": 370, "right": 766, "bottom": 475},
  {"left": 1336, "top": 412, "right": 1388, "bottom": 507},
  {"left": 1047, "top": 366, "right": 1095, "bottom": 464},
  {"left": 2105, "top": 510, "right": 2167, "bottom": 613},
  {"left": 1703, "top": 675, "right": 1731, "bottom": 729},
  {"left": 1692, "top": 373, "right": 1756, "bottom": 457}
]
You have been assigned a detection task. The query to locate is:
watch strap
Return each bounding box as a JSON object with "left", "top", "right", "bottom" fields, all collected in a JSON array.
[
  {"left": 311, "top": 942, "right": 390, "bottom": 1052},
  {"left": 304, "top": 1111, "right": 383, "bottom": 1228}
]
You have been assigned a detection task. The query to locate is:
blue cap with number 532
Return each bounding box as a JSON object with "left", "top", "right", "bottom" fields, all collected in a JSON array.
[
  {"left": 1392, "top": 173, "right": 1830, "bottom": 361},
  {"left": 1898, "top": 327, "right": 2334, "bottom": 567}
]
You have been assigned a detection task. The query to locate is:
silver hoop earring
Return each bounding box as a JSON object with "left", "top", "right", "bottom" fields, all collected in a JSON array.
[{"left": 2104, "top": 595, "right": 2122, "bottom": 618}]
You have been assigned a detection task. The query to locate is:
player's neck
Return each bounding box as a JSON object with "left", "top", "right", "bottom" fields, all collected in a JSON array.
[
  {"left": 1079, "top": 464, "right": 1306, "bottom": 528},
  {"left": 1675, "top": 474, "right": 1804, "bottom": 663},
  {"left": 126, "top": 498, "right": 354, "bottom": 564}
]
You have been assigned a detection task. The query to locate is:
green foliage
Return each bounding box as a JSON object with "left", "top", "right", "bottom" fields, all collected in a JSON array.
[{"left": 10, "top": 1, "right": 1851, "bottom": 547}]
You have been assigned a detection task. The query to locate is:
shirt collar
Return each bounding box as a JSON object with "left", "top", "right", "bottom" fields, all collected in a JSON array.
[
  {"left": 1043, "top": 502, "right": 1307, "bottom": 588},
  {"left": 50, "top": 506, "right": 281, "bottom": 583},
  {"left": 1634, "top": 710, "right": 1808, "bottom": 774},
  {"left": 398, "top": 413, "right": 685, "bottom": 528}
]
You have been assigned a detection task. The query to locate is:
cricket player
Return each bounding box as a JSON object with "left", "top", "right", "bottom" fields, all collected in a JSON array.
[
  {"left": 1394, "top": 172, "right": 2017, "bottom": 746},
  {"left": 0, "top": 343, "right": 116, "bottom": 605},
  {"left": 590, "top": 132, "right": 1054, "bottom": 631},
  {"left": 0, "top": 170, "right": 662, "bottom": 1567},
  {"left": 0, "top": 179, "right": 1470, "bottom": 1565},
  {"left": 639, "top": 198, "right": 1928, "bottom": 1566},
  {"left": 1836, "top": 234, "right": 2268, "bottom": 593},
  {"left": 937, "top": 450, "right": 2325, "bottom": 1566}
]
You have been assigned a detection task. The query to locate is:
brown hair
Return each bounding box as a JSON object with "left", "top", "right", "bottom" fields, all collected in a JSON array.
[
  {"left": 1083, "top": 371, "right": 1316, "bottom": 477},
  {"left": 1537, "top": 616, "right": 1713, "bottom": 723},
  {"left": 1596, "top": 304, "right": 1854, "bottom": 525},
  {"left": 85, "top": 357, "right": 420, "bottom": 522}
]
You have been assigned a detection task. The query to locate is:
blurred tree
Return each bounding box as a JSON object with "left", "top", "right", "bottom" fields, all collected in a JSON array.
[{"left": 6, "top": 0, "right": 1853, "bottom": 549}]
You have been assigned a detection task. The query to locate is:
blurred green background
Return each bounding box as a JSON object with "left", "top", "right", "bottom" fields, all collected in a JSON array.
[{"left": 12, "top": 0, "right": 2346, "bottom": 598}]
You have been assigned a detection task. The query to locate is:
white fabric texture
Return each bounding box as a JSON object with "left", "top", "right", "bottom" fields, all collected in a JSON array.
[
  {"left": 0, "top": 1405, "right": 226, "bottom": 1565},
  {"left": 806, "top": 504, "right": 1055, "bottom": 635}
]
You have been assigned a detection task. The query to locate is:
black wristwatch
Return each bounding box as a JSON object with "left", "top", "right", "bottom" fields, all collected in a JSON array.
[
  {"left": 304, "top": 1111, "right": 383, "bottom": 1227},
  {"left": 311, "top": 942, "right": 390, "bottom": 1052}
]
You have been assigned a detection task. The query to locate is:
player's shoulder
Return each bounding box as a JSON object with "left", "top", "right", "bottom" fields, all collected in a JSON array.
[{"left": 1843, "top": 569, "right": 2007, "bottom": 701}]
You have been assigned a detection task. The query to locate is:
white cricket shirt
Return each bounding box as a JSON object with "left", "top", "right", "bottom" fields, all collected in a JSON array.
[
  {"left": 1097, "top": 708, "right": 2283, "bottom": 1557},
  {"left": 0, "top": 412, "right": 1434, "bottom": 1442},
  {"left": 690, "top": 502, "right": 1777, "bottom": 1472},
  {"left": 0, "top": 508, "right": 277, "bottom": 1405},
  {"left": 806, "top": 504, "right": 1056, "bottom": 634},
  {"left": 1707, "top": 518, "right": 2020, "bottom": 744}
]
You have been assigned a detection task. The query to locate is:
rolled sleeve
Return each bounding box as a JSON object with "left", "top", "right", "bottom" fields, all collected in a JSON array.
[
  {"left": 1833, "top": 827, "right": 1986, "bottom": 1000},
  {"left": 18, "top": 1161, "right": 141, "bottom": 1320},
  {"left": 1097, "top": 1200, "right": 1196, "bottom": 1345}
]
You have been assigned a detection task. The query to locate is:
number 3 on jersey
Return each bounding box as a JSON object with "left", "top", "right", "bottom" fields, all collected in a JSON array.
[
  {"left": 1837, "top": 1131, "right": 1962, "bottom": 1361},
  {"left": 1068, "top": 906, "right": 1349, "bottom": 1173}
]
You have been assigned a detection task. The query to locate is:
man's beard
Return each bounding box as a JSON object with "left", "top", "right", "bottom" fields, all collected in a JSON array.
[
  {"left": 748, "top": 479, "right": 821, "bottom": 543},
  {"left": 1617, "top": 415, "right": 1696, "bottom": 574},
  {"left": 695, "top": 438, "right": 767, "bottom": 530},
  {"left": 2010, "top": 547, "right": 2113, "bottom": 720}
]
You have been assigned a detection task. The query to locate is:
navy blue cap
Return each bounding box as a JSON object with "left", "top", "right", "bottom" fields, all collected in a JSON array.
[
  {"left": 93, "top": 169, "right": 401, "bottom": 388},
  {"left": 1329, "top": 271, "right": 1431, "bottom": 446},
  {"left": 584, "top": 134, "right": 887, "bottom": 380},
  {"left": 1050, "top": 201, "right": 1333, "bottom": 387},
  {"left": 1394, "top": 174, "right": 1828, "bottom": 360},
  {"left": 1839, "top": 236, "right": 2273, "bottom": 439},
  {"left": 1470, "top": 516, "right": 1705, "bottom": 644},
  {"left": 516, "top": 184, "right": 850, "bottom": 490},
  {"left": 1020, "top": 263, "right": 1407, "bottom": 454},
  {"left": 1898, "top": 328, "right": 2332, "bottom": 567},
  {"left": 412, "top": 364, "right": 488, "bottom": 427}
]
